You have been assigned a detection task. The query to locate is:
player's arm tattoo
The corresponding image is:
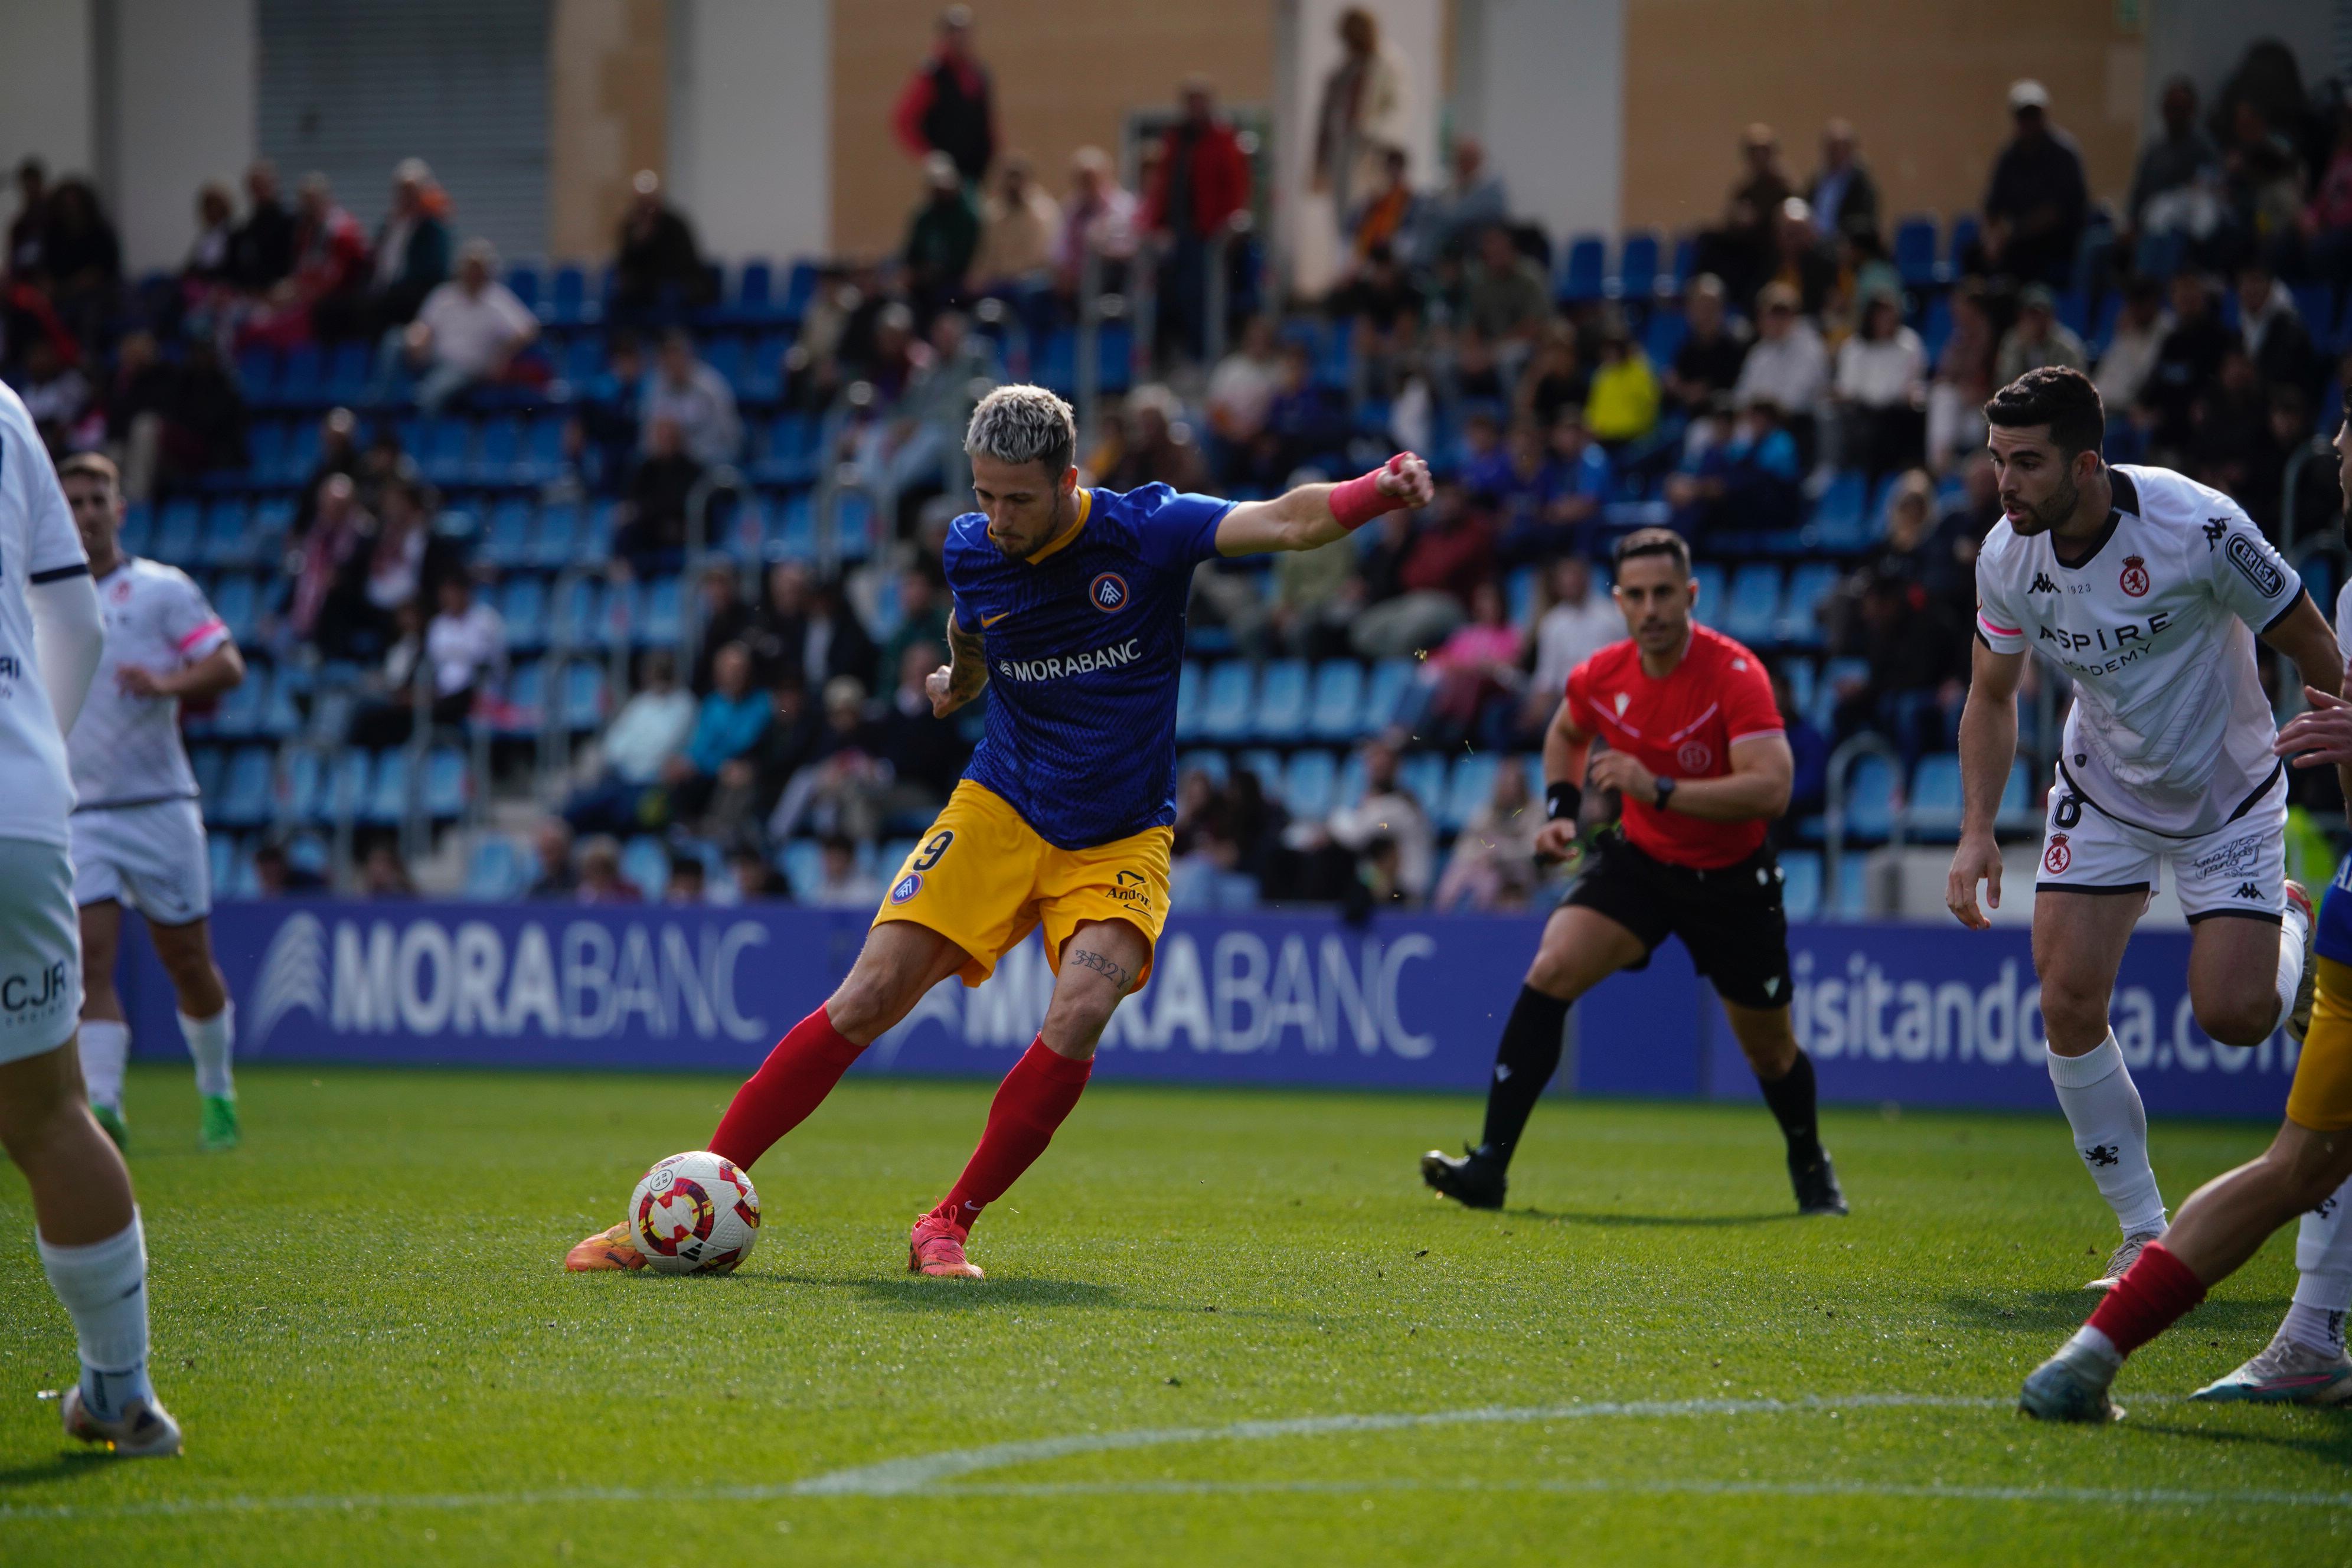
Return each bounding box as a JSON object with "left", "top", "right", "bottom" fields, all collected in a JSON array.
[
  {"left": 945, "top": 613, "right": 989, "bottom": 704},
  {"left": 1067, "top": 946, "right": 1131, "bottom": 992}
]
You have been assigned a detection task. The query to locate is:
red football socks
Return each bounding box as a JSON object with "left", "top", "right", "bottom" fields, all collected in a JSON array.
[
  {"left": 707, "top": 1006, "right": 865, "bottom": 1169},
  {"left": 2085, "top": 1240, "right": 2208, "bottom": 1358},
  {"left": 929, "top": 1037, "right": 1093, "bottom": 1230}
]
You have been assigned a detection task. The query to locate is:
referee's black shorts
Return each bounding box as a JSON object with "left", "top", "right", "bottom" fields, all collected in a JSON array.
[{"left": 1560, "top": 835, "right": 1792, "bottom": 1011}]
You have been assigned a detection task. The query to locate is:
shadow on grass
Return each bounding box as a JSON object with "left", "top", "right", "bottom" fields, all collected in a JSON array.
[
  {"left": 2126, "top": 1415, "right": 2352, "bottom": 1464},
  {"left": 767, "top": 1273, "right": 1125, "bottom": 1312},
  {"left": 0, "top": 1453, "right": 114, "bottom": 1488},
  {"left": 1942, "top": 1291, "right": 2291, "bottom": 1335},
  {"left": 1511, "top": 1207, "right": 1801, "bottom": 1229}
]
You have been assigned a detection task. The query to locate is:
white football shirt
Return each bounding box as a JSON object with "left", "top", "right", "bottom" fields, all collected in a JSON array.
[
  {"left": 0, "top": 384, "right": 94, "bottom": 847},
  {"left": 68, "top": 556, "right": 229, "bottom": 810},
  {"left": 1975, "top": 463, "right": 2299, "bottom": 837}
]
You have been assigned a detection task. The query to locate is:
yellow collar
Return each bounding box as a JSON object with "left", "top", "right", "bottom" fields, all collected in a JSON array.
[{"left": 1024, "top": 488, "right": 1092, "bottom": 566}]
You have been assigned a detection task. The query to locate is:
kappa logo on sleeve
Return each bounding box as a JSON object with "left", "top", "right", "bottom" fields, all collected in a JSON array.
[{"left": 2225, "top": 533, "right": 2285, "bottom": 599}]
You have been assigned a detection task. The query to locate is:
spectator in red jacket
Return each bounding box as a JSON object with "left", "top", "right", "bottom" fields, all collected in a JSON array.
[
  {"left": 891, "top": 5, "right": 997, "bottom": 186},
  {"left": 1142, "top": 77, "right": 1253, "bottom": 364}
]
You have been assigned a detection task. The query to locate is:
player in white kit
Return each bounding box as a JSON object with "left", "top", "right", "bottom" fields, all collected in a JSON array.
[
  {"left": 54, "top": 454, "right": 246, "bottom": 1152},
  {"left": 0, "top": 383, "right": 181, "bottom": 1455},
  {"left": 1947, "top": 367, "right": 2340, "bottom": 1290}
]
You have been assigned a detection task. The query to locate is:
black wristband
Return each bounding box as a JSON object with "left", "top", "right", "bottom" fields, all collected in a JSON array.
[{"left": 1546, "top": 782, "right": 1582, "bottom": 822}]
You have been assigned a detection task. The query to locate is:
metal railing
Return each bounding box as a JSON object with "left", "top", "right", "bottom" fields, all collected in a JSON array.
[{"left": 1822, "top": 732, "right": 1904, "bottom": 915}]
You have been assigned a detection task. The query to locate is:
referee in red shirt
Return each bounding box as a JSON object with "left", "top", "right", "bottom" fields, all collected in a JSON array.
[{"left": 1422, "top": 528, "right": 1847, "bottom": 1216}]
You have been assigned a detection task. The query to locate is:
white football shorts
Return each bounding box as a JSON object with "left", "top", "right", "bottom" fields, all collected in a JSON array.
[
  {"left": 70, "top": 799, "right": 212, "bottom": 926},
  {"left": 2034, "top": 764, "right": 2286, "bottom": 923},
  {"left": 0, "top": 837, "right": 84, "bottom": 1065}
]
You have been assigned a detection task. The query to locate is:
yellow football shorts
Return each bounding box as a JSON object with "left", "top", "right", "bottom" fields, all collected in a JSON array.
[
  {"left": 871, "top": 780, "right": 1174, "bottom": 988},
  {"left": 2288, "top": 956, "right": 2352, "bottom": 1133}
]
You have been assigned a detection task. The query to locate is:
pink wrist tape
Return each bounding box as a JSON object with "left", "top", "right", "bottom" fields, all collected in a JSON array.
[{"left": 1329, "top": 453, "right": 1418, "bottom": 531}]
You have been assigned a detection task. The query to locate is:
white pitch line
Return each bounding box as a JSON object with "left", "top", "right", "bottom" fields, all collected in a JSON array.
[{"left": 10, "top": 1390, "right": 2330, "bottom": 1526}]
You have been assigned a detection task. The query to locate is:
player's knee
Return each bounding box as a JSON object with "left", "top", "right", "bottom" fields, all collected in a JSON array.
[
  {"left": 2194, "top": 991, "right": 2278, "bottom": 1050},
  {"left": 826, "top": 968, "right": 912, "bottom": 1043},
  {"left": 2036, "top": 980, "right": 2111, "bottom": 1045}
]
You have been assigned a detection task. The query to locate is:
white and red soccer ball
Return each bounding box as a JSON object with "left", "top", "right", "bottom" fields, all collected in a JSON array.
[{"left": 628, "top": 1151, "right": 762, "bottom": 1275}]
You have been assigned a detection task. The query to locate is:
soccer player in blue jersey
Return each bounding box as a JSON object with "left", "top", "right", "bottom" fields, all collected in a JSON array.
[{"left": 570, "top": 384, "right": 1432, "bottom": 1278}]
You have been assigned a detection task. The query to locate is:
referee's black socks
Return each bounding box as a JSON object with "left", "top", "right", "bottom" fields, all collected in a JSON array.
[
  {"left": 1756, "top": 1048, "right": 1823, "bottom": 1164},
  {"left": 1476, "top": 985, "right": 1572, "bottom": 1165}
]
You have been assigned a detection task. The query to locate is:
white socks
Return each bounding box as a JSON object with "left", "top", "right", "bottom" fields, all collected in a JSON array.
[
  {"left": 2285, "top": 1175, "right": 2352, "bottom": 1357},
  {"left": 36, "top": 1213, "right": 154, "bottom": 1420},
  {"left": 2047, "top": 1032, "right": 2168, "bottom": 1237},
  {"left": 2275, "top": 898, "right": 2312, "bottom": 1037},
  {"left": 180, "top": 1004, "right": 234, "bottom": 1099},
  {"left": 77, "top": 1020, "right": 130, "bottom": 1113}
]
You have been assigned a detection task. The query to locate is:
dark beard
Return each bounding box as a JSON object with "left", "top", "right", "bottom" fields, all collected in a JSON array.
[{"left": 2015, "top": 471, "right": 2080, "bottom": 535}]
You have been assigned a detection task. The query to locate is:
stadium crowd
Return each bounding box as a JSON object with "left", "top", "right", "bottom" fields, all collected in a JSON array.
[{"left": 1, "top": 20, "right": 2347, "bottom": 910}]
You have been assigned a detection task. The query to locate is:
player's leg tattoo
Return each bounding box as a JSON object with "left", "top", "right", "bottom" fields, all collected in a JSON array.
[{"left": 1064, "top": 945, "right": 1130, "bottom": 992}]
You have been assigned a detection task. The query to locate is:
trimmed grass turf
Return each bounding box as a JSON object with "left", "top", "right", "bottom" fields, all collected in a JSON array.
[{"left": 4, "top": 1063, "right": 2350, "bottom": 1566}]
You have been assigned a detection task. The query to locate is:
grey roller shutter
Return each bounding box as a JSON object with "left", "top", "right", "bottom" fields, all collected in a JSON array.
[{"left": 256, "top": 0, "right": 549, "bottom": 263}]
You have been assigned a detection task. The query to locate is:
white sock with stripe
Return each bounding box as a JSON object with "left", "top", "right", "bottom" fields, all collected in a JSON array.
[
  {"left": 2285, "top": 1175, "right": 2352, "bottom": 1357},
  {"left": 77, "top": 1020, "right": 130, "bottom": 1113},
  {"left": 36, "top": 1213, "right": 155, "bottom": 1420}
]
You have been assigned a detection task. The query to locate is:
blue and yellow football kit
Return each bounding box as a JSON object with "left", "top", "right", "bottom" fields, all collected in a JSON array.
[
  {"left": 873, "top": 484, "right": 1233, "bottom": 988},
  {"left": 2292, "top": 855, "right": 2352, "bottom": 1131}
]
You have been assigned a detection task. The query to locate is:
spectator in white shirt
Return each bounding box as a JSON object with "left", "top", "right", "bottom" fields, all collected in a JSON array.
[
  {"left": 1522, "top": 556, "right": 1621, "bottom": 735},
  {"left": 380, "top": 239, "right": 538, "bottom": 411},
  {"left": 806, "top": 834, "right": 884, "bottom": 909},
  {"left": 352, "top": 574, "right": 505, "bottom": 746},
  {"left": 1324, "top": 738, "right": 1436, "bottom": 901},
  {"left": 2093, "top": 274, "right": 2169, "bottom": 417},
  {"left": 1206, "top": 315, "right": 1283, "bottom": 445},
  {"left": 1732, "top": 282, "right": 1827, "bottom": 459},
  {"left": 561, "top": 651, "right": 700, "bottom": 837},
  {"left": 1831, "top": 286, "right": 1926, "bottom": 482},
  {"left": 641, "top": 328, "right": 741, "bottom": 466}
]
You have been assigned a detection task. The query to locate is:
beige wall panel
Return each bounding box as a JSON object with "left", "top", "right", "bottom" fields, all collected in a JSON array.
[
  {"left": 1621, "top": 0, "right": 2142, "bottom": 234},
  {"left": 550, "top": 0, "right": 669, "bottom": 262},
  {"left": 831, "top": 0, "right": 1276, "bottom": 260}
]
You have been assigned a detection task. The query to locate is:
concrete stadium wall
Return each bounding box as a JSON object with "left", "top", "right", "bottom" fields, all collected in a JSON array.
[
  {"left": 1455, "top": 0, "right": 1623, "bottom": 247},
  {"left": 1619, "top": 0, "right": 2145, "bottom": 236},
  {"left": 665, "top": 0, "right": 832, "bottom": 268},
  {"left": 0, "top": 3, "right": 97, "bottom": 187},
  {"left": 109, "top": 0, "right": 257, "bottom": 274}
]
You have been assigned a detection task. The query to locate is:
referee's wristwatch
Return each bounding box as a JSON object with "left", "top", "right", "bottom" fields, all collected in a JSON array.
[{"left": 1652, "top": 776, "right": 1677, "bottom": 811}]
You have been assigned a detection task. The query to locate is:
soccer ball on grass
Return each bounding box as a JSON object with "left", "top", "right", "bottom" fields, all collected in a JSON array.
[{"left": 628, "top": 1151, "right": 762, "bottom": 1275}]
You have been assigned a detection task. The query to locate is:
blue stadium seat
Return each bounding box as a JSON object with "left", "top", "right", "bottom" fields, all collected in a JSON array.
[
  {"left": 499, "top": 659, "right": 545, "bottom": 735},
  {"left": 1723, "top": 564, "right": 1782, "bottom": 645},
  {"left": 1781, "top": 850, "right": 1823, "bottom": 921},
  {"left": 1282, "top": 749, "right": 1338, "bottom": 819},
  {"left": 1813, "top": 657, "right": 1869, "bottom": 733},
  {"left": 739, "top": 333, "right": 787, "bottom": 402},
  {"left": 1611, "top": 232, "right": 1661, "bottom": 300},
  {"left": 1808, "top": 472, "right": 1871, "bottom": 551},
  {"left": 1641, "top": 309, "right": 1688, "bottom": 367},
  {"left": 520, "top": 413, "right": 567, "bottom": 484},
  {"left": 504, "top": 264, "right": 541, "bottom": 314},
  {"left": 2292, "top": 284, "right": 2340, "bottom": 355},
  {"left": 475, "top": 416, "right": 522, "bottom": 484},
  {"left": 558, "top": 661, "right": 607, "bottom": 729},
  {"left": 1176, "top": 748, "right": 1229, "bottom": 785},
  {"left": 703, "top": 337, "right": 746, "bottom": 394},
  {"left": 1442, "top": 752, "right": 1499, "bottom": 832},
  {"left": 326, "top": 750, "right": 371, "bottom": 822},
  {"left": 1669, "top": 233, "right": 1698, "bottom": 293},
  {"left": 212, "top": 574, "right": 259, "bottom": 643},
  {"left": 1917, "top": 294, "right": 1954, "bottom": 364},
  {"left": 1775, "top": 562, "right": 1841, "bottom": 647},
  {"left": 362, "top": 750, "right": 410, "bottom": 825},
  {"left": 276, "top": 342, "right": 324, "bottom": 405},
  {"left": 247, "top": 421, "right": 288, "bottom": 482},
  {"left": 1398, "top": 752, "right": 1447, "bottom": 814},
  {"left": 1306, "top": 661, "right": 1364, "bottom": 740},
  {"left": 581, "top": 501, "right": 618, "bottom": 556},
  {"left": 1334, "top": 751, "right": 1368, "bottom": 812},
  {"left": 1200, "top": 662, "right": 1256, "bottom": 740},
  {"left": 422, "top": 747, "right": 468, "bottom": 819},
  {"left": 207, "top": 831, "right": 236, "bottom": 893},
  {"left": 277, "top": 417, "right": 321, "bottom": 482},
  {"left": 190, "top": 745, "right": 225, "bottom": 802},
  {"left": 119, "top": 502, "right": 152, "bottom": 556},
  {"left": 217, "top": 747, "right": 274, "bottom": 828},
  {"left": 781, "top": 260, "right": 820, "bottom": 320},
  {"left": 236, "top": 346, "right": 279, "bottom": 401},
  {"left": 1907, "top": 753, "right": 1964, "bottom": 840},
  {"left": 253, "top": 496, "right": 295, "bottom": 547},
  {"left": 502, "top": 576, "right": 549, "bottom": 651},
  {"left": 418, "top": 418, "right": 473, "bottom": 485},
  {"left": 1944, "top": 217, "right": 1979, "bottom": 282},
  {"left": 735, "top": 259, "right": 775, "bottom": 321},
  {"left": 1690, "top": 562, "right": 1727, "bottom": 626},
  {"left": 154, "top": 499, "right": 201, "bottom": 564},
  {"left": 547, "top": 264, "right": 591, "bottom": 326},
  {"left": 197, "top": 500, "right": 251, "bottom": 567},
  {"left": 754, "top": 414, "right": 820, "bottom": 486},
  {"left": 1361, "top": 658, "right": 1414, "bottom": 733},
  {"left": 1997, "top": 757, "right": 2041, "bottom": 835},
  {"left": 485, "top": 499, "right": 534, "bottom": 567},
  {"left": 550, "top": 577, "right": 600, "bottom": 647},
  {"left": 1174, "top": 660, "right": 1204, "bottom": 741},
  {"left": 1893, "top": 215, "right": 1938, "bottom": 288},
  {"left": 622, "top": 836, "right": 670, "bottom": 898},
  {"left": 1782, "top": 655, "right": 1817, "bottom": 720},
  {"left": 1234, "top": 748, "right": 1283, "bottom": 794},
  {"left": 465, "top": 834, "right": 529, "bottom": 900},
  {"left": 258, "top": 667, "right": 303, "bottom": 739},
  {"left": 1252, "top": 659, "right": 1309, "bottom": 740},
  {"left": 637, "top": 575, "right": 682, "bottom": 646},
  {"left": 1831, "top": 852, "right": 1871, "bottom": 919},
  {"left": 323, "top": 342, "right": 369, "bottom": 406},
  {"left": 1558, "top": 235, "right": 1606, "bottom": 303},
  {"left": 1842, "top": 754, "right": 1897, "bottom": 842}
]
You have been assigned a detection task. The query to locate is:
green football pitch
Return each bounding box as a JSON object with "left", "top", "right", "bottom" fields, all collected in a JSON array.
[{"left": 4, "top": 1064, "right": 2350, "bottom": 1566}]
